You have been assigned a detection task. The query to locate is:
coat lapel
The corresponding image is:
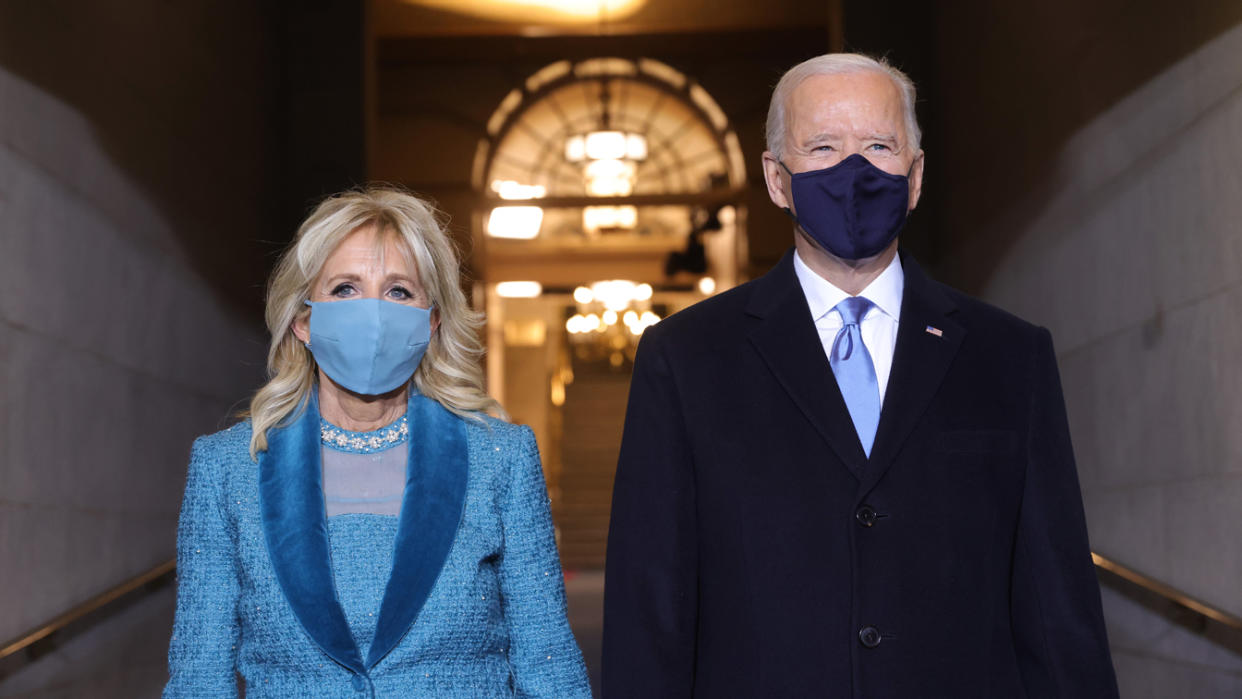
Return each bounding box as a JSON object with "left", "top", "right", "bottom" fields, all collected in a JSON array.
[
  {"left": 258, "top": 394, "right": 366, "bottom": 674},
  {"left": 366, "top": 393, "right": 468, "bottom": 669},
  {"left": 747, "top": 251, "right": 868, "bottom": 478},
  {"left": 859, "top": 254, "right": 963, "bottom": 496}
]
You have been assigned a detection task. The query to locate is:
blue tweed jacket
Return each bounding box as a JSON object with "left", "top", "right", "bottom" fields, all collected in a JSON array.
[{"left": 164, "top": 393, "right": 591, "bottom": 697}]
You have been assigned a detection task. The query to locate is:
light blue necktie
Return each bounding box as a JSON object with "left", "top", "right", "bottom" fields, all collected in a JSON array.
[{"left": 829, "top": 296, "right": 880, "bottom": 457}]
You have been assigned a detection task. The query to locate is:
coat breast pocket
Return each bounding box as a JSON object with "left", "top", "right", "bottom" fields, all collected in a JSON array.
[
  {"left": 932, "top": 428, "right": 1018, "bottom": 454},
  {"left": 927, "top": 429, "right": 1019, "bottom": 485}
]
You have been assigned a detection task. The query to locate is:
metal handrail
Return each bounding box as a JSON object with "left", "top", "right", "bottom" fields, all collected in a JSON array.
[
  {"left": 2, "top": 551, "right": 1239, "bottom": 663},
  {"left": 0, "top": 558, "right": 176, "bottom": 660},
  {"left": 1091, "top": 552, "right": 1242, "bottom": 630}
]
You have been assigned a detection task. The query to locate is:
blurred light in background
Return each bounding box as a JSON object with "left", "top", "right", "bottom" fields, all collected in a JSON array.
[
  {"left": 492, "top": 179, "right": 546, "bottom": 200},
  {"left": 590, "top": 280, "right": 640, "bottom": 311},
  {"left": 584, "top": 159, "right": 636, "bottom": 197},
  {"left": 403, "top": 0, "right": 646, "bottom": 23},
  {"left": 487, "top": 206, "right": 543, "bottom": 239},
  {"left": 583, "top": 205, "right": 637, "bottom": 234},
  {"left": 495, "top": 281, "right": 543, "bottom": 298}
]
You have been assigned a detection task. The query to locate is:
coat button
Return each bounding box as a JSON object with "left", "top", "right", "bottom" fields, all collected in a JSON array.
[
  {"left": 351, "top": 674, "right": 366, "bottom": 691},
  {"left": 859, "top": 626, "right": 882, "bottom": 648},
  {"left": 855, "top": 504, "right": 877, "bottom": 527}
]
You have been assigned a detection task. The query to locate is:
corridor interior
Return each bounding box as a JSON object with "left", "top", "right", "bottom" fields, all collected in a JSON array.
[{"left": 4, "top": 1, "right": 1242, "bottom": 697}]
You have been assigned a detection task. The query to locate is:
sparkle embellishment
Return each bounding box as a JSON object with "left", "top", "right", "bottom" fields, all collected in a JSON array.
[{"left": 320, "top": 414, "right": 410, "bottom": 454}]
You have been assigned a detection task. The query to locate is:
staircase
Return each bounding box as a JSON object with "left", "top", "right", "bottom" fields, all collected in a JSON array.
[{"left": 554, "top": 359, "right": 632, "bottom": 571}]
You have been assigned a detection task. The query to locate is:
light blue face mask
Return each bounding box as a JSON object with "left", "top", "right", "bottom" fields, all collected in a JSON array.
[{"left": 304, "top": 298, "right": 433, "bottom": 396}]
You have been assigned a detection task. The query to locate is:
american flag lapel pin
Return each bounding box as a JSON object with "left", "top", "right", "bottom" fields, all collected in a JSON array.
[{"left": 925, "top": 325, "right": 943, "bottom": 337}]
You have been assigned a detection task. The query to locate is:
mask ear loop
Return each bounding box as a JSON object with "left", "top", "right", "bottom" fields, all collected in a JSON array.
[
  {"left": 775, "top": 159, "right": 803, "bottom": 227},
  {"left": 300, "top": 299, "right": 314, "bottom": 348}
]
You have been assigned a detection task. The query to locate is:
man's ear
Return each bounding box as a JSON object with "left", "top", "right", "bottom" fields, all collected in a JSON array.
[
  {"left": 907, "top": 149, "right": 925, "bottom": 211},
  {"left": 762, "top": 151, "right": 792, "bottom": 210}
]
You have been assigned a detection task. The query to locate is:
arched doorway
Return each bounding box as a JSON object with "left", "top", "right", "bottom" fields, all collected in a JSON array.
[{"left": 475, "top": 57, "right": 744, "bottom": 568}]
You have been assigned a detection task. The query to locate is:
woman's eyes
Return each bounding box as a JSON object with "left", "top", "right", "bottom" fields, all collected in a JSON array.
[
  {"left": 386, "top": 286, "right": 413, "bottom": 301},
  {"left": 327, "top": 282, "right": 419, "bottom": 302}
]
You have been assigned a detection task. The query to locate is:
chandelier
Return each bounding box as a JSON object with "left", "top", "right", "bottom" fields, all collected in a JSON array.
[
  {"left": 483, "top": 73, "right": 653, "bottom": 239},
  {"left": 565, "top": 280, "right": 660, "bottom": 367},
  {"left": 564, "top": 77, "right": 648, "bottom": 236}
]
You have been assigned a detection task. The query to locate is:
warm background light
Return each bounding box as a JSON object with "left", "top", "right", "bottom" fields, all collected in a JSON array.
[
  {"left": 403, "top": 0, "right": 646, "bottom": 23},
  {"left": 584, "top": 159, "right": 635, "bottom": 197},
  {"left": 565, "top": 135, "right": 587, "bottom": 162},
  {"left": 492, "top": 179, "right": 546, "bottom": 200},
  {"left": 590, "top": 280, "right": 639, "bottom": 311},
  {"left": 486, "top": 206, "right": 543, "bottom": 239},
  {"left": 585, "top": 130, "right": 627, "bottom": 160},
  {"left": 495, "top": 281, "right": 543, "bottom": 298},
  {"left": 583, "top": 205, "right": 637, "bottom": 234}
]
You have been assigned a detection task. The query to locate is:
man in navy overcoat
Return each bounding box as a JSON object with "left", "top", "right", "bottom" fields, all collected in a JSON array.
[{"left": 602, "top": 53, "right": 1119, "bottom": 698}]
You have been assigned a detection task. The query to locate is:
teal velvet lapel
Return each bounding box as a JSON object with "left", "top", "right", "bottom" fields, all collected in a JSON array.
[
  {"left": 367, "top": 394, "right": 468, "bottom": 668},
  {"left": 258, "top": 393, "right": 366, "bottom": 674},
  {"left": 258, "top": 391, "right": 470, "bottom": 674}
]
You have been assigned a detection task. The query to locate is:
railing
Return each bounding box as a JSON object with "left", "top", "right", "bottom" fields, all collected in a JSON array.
[
  {"left": 2, "top": 552, "right": 1239, "bottom": 667},
  {"left": 1091, "top": 552, "right": 1242, "bottom": 656},
  {"left": 1092, "top": 552, "right": 1242, "bottom": 631},
  {"left": 0, "top": 558, "right": 176, "bottom": 665}
]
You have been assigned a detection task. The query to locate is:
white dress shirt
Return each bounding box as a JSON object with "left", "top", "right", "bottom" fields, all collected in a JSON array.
[{"left": 793, "top": 250, "right": 904, "bottom": 404}]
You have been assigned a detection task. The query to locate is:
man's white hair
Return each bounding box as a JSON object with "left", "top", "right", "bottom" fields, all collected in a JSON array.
[{"left": 766, "top": 53, "right": 921, "bottom": 160}]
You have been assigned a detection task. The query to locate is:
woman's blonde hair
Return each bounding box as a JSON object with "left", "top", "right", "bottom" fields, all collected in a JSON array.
[{"left": 246, "top": 186, "right": 504, "bottom": 458}]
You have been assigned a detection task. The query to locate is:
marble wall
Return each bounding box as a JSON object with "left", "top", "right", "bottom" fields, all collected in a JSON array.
[
  {"left": 0, "top": 1, "right": 279, "bottom": 692},
  {"left": 945, "top": 13, "right": 1242, "bottom": 695}
]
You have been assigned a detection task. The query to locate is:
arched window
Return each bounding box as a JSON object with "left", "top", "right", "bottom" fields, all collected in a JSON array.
[
  {"left": 476, "top": 61, "right": 744, "bottom": 546},
  {"left": 475, "top": 57, "right": 745, "bottom": 280}
]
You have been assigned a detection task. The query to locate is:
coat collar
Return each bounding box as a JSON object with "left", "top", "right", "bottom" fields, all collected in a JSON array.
[
  {"left": 859, "top": 252, "right": 962, "bottom": 496},
  {"left": 258, "top": 389, "right": 468, "bottom": 673},
  {"left": 745, "top": 249, "right": 962, "bottom": 486},
  {"left": 747, "top": 250, "right": 868, "bottom": 478}
]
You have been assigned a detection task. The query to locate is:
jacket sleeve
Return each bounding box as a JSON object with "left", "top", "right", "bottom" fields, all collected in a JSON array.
[
  {"left": 1010, "top": 328, "right": 1119, "bottom": 697},
  {"left": 602, "top": 329, "right": 698, "bottom": 698},
  {"left": 163, "top": 438, "right": 241, "bottom": 698},
  {"left": 498, "top": 426, "right": 592, "bottom": 698}
]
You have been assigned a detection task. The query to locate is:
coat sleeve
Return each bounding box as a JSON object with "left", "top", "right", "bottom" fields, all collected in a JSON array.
[
  {"left": 602, "top": 329, "right": 698, "bottom": 698},
  {"left": 1010, "top": 328, "right": 1119, "bottom": 697},
  {"left": 163, "top": 438, "right": 241, "bottom": 698},
  {"left": 498, "top": 426, "right": 592, "bottom": 698}
]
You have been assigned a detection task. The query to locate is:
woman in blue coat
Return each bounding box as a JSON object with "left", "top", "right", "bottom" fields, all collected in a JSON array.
[{"left": 164, "top": 188, "right": 591, "bottom": 697}]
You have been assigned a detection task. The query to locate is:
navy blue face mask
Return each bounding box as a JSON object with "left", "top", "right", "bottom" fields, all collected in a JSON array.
[{"left": 780, "top": 153, "right": 911, "bottom": 261}]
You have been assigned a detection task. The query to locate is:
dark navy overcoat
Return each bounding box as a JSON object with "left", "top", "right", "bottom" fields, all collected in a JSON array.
[{"left": 603, "top": 250, "right": 1119, "bottom": 698}]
